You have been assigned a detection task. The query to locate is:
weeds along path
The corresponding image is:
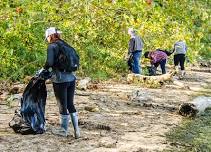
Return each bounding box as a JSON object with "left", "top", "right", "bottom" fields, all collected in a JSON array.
[{"left": 0, "top": 70, "right": 210, "bottom": 152}]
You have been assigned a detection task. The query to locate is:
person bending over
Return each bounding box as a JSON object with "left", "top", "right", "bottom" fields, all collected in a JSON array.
[{"left": 144, "top": 50, "right": 168, "bottom": 75}]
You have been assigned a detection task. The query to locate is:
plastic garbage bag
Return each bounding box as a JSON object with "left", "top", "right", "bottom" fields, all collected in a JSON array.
[{"left": 9, "top": 69, "right": 51, "bottom": 134}]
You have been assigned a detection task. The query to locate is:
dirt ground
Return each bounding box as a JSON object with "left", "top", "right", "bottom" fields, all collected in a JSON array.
[{"left": 0, "top": 69, "right": 211, "bottom": 152}]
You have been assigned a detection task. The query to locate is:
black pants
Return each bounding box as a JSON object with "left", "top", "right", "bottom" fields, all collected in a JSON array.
[
  {"left": 53, "top": 81, "right": 76, "bottom": 115},
  {"left": 174, "top": 54, "right": 185, "bottom": 70},
  {"left": 154, "top": 59, "right": 167, "bottom": 74}
]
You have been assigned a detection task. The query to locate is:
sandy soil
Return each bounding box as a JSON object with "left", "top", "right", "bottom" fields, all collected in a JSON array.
[{"left": 0, "top": 70, "right": 211, "bottom": 152}]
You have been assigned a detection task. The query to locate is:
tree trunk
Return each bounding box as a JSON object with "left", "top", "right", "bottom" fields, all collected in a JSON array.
[{"left": 179, "top": 96, "right": 211, "bottom": 117}]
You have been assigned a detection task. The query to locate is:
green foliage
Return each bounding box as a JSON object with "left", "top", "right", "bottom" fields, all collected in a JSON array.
[
  {"left": 0, "top": 0, "right": 210, "bottom": 80},
  {"left": 165, "top": 109, "right": 211, "bottom": 151}
]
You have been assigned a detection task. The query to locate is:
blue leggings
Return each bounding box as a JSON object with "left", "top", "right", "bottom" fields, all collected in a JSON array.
[{"left": 53, "top": 81, "right": 76, "bottom": 115}]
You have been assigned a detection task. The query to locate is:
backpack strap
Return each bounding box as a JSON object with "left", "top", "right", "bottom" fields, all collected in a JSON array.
[{"left": 52, "top": 41, "right": 65, "bottom": 72}]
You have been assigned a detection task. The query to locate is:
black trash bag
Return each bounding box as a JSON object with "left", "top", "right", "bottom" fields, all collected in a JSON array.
[
  {"left": 9, "top": 70, "right": 51, "bottom": 135},
  {"left": 147, "top": 66, "right": 157, "bottom": 76},
  {"left": 9, "top": 109, "right": 36, "bottom": 135}
]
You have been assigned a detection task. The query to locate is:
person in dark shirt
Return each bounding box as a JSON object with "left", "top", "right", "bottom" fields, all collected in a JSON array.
[
  {"left": 44, "top": 27, "right": 80, "bottom": 138},
  {"left": 127, "top": 28, "right": 144, "bottom": 74}
]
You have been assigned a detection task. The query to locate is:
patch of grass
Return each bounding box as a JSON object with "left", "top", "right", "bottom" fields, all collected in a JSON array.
[
  {"left": 142, "top": 67, "right": 150, "bottom": 76},
  {"left": 89, "top": 70, "right": 110, "bottom": 81},
  {"left": 165, "top": 109, "right": 211, "bottom": 152}
]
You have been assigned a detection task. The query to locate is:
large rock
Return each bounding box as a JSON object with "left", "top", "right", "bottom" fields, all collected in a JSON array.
[{"left": 77, "top": 77, "right": 91, "bottom": 90}]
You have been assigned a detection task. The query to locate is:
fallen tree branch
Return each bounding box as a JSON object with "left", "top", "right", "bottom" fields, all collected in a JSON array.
[{"left": 127, "top": 70, "right": 176, "bottom": 87}]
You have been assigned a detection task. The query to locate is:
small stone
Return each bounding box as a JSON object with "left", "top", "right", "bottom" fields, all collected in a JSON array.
[{"left": 84, "top": 106, "right": 99, "bottom": 112}]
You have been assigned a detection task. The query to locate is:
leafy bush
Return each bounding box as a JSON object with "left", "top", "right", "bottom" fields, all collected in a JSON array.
[{"left": 0, "top": 0, "right": 210, "bottom": 80}]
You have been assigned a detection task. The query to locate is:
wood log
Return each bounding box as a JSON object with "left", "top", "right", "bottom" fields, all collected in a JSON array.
[
  {"left": 127, "top": 70, "right": 175, "bottom": 87},
  {"left": 179, "top": 96, "right": 211, "bottom": 117}
]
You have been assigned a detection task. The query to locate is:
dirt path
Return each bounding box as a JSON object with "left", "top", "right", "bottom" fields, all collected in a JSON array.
[{"left": 0, "top": 70, "right": 211, "bottom": 152}]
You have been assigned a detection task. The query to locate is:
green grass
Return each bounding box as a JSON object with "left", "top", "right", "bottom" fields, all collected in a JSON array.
[{"left": 165, "top": 108, "right": 211, "bottom": 152}]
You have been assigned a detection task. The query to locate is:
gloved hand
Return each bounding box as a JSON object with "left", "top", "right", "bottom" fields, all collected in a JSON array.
[
  {"left": 35, "top": 68, "right": 45, "bottom": 77},
  {"left": 35, "top": 68, "right": 52, "bottom": 80}
]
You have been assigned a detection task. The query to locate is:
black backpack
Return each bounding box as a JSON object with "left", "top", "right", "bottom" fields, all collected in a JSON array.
[{"left": 55, "top": 41, "right": 80, "bottom": 72}]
